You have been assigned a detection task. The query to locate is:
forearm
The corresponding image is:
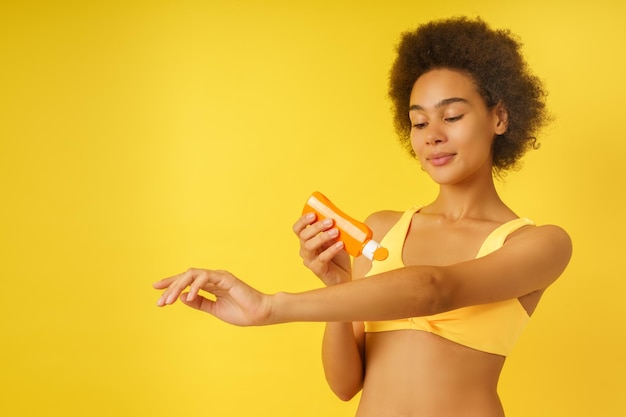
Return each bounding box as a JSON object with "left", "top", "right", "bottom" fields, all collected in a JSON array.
[
  {"left": 270, "top": 265, "right": 445, "bottom": 324},
  {"left": 321, "top": 322, "right": 364, "bottom": 401}
]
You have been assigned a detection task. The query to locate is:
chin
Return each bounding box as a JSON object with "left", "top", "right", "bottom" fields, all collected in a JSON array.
[
  {"left": 425, "top": 169, "right": 458, "bottom": 184},
  {"left": 425, "top": 164, "right": 492, "bottom": 186}
]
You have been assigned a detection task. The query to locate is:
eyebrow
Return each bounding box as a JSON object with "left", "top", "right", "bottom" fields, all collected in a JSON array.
[{"left": 409, "top": 97, "right": 469, "bottom": 112}]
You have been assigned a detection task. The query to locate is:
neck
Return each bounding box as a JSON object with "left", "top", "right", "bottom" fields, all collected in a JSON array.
[{"left": 425, "top": 174, "right": 512, "bottom": 222}]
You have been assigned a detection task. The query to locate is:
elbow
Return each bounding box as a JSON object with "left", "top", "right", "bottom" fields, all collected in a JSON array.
[
  {"left": 337, "top": 394, "right": 357, "bottom": 402},
  {"left": 331, "top": 385, "right": 362, "bottom": 402},
  {"left": 325, "top": 374, "right": 362, "bottom": 402},
  {"left": 410, "top": 265, "right": 452, "bottom": 316}
]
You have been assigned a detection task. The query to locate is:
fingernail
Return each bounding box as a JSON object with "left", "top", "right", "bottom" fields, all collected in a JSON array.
[
  {"left": 305, "top": 212, "right": 315, "bottom": 221},
  {"left": 322, "top": 218, "right": 333, "bottom": 227},
  {"left": 328, "top": 228, "right": 338, "bottom": 237}
]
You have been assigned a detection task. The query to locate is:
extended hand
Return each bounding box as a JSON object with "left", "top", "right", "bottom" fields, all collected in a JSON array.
[{"left": 153, "top": 268, "right": 273, "bottom": 326}]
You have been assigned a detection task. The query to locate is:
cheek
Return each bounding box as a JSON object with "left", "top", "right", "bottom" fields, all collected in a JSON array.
[
  {"left": 410, "top": 129, "right": 423, "bottom": 149},
  {"left": 457, "top": 122, "right": 493, "bottom": 150},
  {"left": 410, "top": 134, "right": 425, "bottom": 159}
]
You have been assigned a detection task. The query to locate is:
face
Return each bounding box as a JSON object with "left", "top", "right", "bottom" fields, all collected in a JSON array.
[{"left": 408, "top": 68, "right": 507, "bottom": 186}]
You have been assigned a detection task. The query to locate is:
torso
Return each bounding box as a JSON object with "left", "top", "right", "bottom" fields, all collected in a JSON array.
[{"left": 354, "top": 209, "right": 543, "bottom": 417}]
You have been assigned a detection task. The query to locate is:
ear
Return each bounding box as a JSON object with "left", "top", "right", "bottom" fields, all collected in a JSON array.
[{"left": 494, "top": 103, "right": 508, "bottom": 135}]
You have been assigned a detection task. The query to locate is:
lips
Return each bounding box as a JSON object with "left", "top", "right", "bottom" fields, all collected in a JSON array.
[{"left": 426, "top": 152, "right": 456, "bottom": 166}]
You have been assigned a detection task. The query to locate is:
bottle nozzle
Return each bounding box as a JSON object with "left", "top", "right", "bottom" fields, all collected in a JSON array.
[
  {"left": 362, "top": 240, "right": 388, "bottom": 262},
  {"left": 373, "top": 247, "right": 389, "bottom": 261}
]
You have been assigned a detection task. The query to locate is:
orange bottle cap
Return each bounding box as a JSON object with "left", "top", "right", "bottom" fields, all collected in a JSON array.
[{"left": 373, "top": 247, "right": 389, "bottom": 261}]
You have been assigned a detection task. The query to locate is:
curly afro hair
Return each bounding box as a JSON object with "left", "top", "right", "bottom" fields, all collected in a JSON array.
[{"left": 389, "top": 17, "right": 551, "bottom": 173}]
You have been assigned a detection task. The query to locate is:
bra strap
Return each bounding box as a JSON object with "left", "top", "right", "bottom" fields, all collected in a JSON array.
[
  {"left": 379, "top": 207, "right": 421, "bottom": 258},
  {"left": 475, "top": 218, "right": 535, "bottom": 258}
]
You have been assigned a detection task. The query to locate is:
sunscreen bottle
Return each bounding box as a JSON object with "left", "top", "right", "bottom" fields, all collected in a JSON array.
[{"left": 303, "top": 191, "right": 389, "bottom": 261}]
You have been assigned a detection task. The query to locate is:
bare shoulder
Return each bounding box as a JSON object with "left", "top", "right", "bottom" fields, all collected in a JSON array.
[
  {"left": 505, "top": 222, "right": 572, "bottom": 276},
  {"left": 509, "top": 223, "right": 572, "bottom": 256},
  {"left": 364, "top": 210, "right": 405, "bottom": 241}
]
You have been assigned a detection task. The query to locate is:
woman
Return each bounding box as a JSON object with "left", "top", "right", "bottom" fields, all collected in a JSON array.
[{"left": 154, "top": 17, "right": 572, "bottom": 417}]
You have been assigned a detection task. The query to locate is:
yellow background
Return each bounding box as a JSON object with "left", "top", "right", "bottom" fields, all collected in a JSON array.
[{"left": 1, "top": 1, "right": 624, "bottom": 416}]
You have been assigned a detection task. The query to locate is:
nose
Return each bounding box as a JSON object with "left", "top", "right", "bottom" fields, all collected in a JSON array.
[{"left": 424, "top": 122, "right": 446, "bottom": 145}]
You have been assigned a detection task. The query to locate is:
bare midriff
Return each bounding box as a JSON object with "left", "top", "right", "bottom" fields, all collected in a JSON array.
[{"left": 356, "top": 330, "right": 506, "bottom": 417}]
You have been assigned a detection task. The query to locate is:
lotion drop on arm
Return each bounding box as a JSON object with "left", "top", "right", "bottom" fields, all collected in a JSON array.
[{"left": 303, "top": 191, "right": 389, "bottom": 261}]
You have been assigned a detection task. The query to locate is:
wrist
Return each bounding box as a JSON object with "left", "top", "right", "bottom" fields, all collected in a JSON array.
[
  {"left": 266, "top": 290, "right": 325, "bottom": 324},
  {"left": 266, "top": 291, "right": 288, "bottom": 325},
  {"left": 323, "top": 276, "right": 351, "bottom": 287}
]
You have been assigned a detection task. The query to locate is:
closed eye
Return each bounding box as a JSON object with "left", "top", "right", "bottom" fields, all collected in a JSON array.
[
  {"left": 445, "top": 114, "right": 464, "bottom": 123},
  {"left": 412, "top": 122, "right": 427, "bottom": 129}
]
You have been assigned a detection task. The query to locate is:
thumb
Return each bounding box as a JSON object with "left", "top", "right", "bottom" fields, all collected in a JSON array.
[{"left": 179, "top": 292, "right": 217, "bottom": 315}]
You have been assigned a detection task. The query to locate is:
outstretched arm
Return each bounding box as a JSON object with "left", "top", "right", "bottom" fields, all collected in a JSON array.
[
  {"left": 272, "top": 224, "right": 572, "bottom": 323},
  {"left": 154, "top": 224, "right": 572, "bottom": 325}
]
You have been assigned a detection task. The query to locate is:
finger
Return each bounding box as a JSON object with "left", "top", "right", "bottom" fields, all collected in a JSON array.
[
  {"left": 313, "top": 240, "right": 345, "bottom": 266},
  {"left": 302, "top": 226, "right": 339, "bottom": 257},
  {"left": 155, "top": 272, "right": 184, "bottom": 306},
  {"left": 157, "top": 269, "right": 196, "bottom": 306},
  {"left": 187, "top": 269, "right": 212, "bottom": 302},
  {"left": 180, "top": 292, "right": 216, "bottom": 314},
  {"left": 293, "top": 212, "right": 317, "bottom": 236},
  {"left": 152, "top": 275, "right": 179, "bottom": 289},
  {"left": 299, "top": 218, "right": 335, "bottom": 243}
]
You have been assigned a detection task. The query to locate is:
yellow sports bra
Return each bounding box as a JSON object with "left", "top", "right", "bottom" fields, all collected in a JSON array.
[{"left": 363, "top": 207, "right": 535, "bottom": 356}]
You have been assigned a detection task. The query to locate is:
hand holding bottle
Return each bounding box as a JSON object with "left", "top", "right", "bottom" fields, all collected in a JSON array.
[
  {"left": 295, "top": 192, "right": 388, "bottom": 287},
  {"left": 293, "top": 211, "right": 352, "bottom": 287}
]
